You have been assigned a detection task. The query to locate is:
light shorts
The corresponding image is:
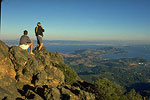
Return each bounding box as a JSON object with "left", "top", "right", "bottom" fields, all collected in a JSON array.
[{"left": 19, "top": 44, "right": 29, "bottom": 50}]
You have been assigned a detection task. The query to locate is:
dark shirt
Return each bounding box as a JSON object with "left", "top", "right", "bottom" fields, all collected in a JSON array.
[
  {"left": 35, "top": 26, "right": 45, "bottom": 37},
  {"left": 19, "top": 35, "right": 31, "bottom": 45}
]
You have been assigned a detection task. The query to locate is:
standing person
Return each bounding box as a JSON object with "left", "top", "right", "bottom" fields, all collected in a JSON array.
[
  {"left": 35, "top": 22, "right": 45, "bottom": 50},
  {"left": 19, "top": 30, "right": 34, "bottom": 55}
]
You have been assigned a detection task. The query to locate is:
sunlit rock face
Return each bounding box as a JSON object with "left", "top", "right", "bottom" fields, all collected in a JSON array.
[{"left": 0, "top": 40, "right": 95, "bottom": 100}]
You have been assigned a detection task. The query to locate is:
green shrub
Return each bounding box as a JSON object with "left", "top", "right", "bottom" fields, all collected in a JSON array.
[
  {"left": 94, "top": 78, "right": 144, "bottom": 100},
  {"left": 126, "top": 89, "right": 143, "bottom": 100},
  {"left": 94, "top": 78, "right": 125, "bottom": 100},
  {"left": 55, "top": 63, "right": 79, "bottom": 85}
]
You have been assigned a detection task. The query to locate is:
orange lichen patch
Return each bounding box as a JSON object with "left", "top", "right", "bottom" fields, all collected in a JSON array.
[
  {"left": 46, "top": 76, "right": 53, "bottom": 80},
  {"left": 9, "top": 69, "right": 16, "bottom": 78},
  {"left": 0, "top": 57, "right": 8, "bottom": 62},
  {"left": 18, "top": 76, "right": 32, "bottom": 83},
  {"left": 65, "top": 84, "right": 72, "bottom": 88},
  {"left": 50, "top": 79, "right": 60, "bottom": 87},
  {"left": 0, "top": 65, "right": 16, "bottom": 79},
  {"left": 37, "top": 65, "right": 45, "bottom": 71}
]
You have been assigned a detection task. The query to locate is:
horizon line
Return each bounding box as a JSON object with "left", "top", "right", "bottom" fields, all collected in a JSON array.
[{"left": 1, "top": 39, "right": 150, "bottom": 42}]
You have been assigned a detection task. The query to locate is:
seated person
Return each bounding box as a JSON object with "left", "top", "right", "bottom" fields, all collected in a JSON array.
[{"left": 19, "top": 30, "right": 34, "bottom": 55}]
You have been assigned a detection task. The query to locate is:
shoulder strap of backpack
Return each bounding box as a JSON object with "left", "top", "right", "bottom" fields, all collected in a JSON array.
[{"left": 35, "top": 26, "right": 38, "bottom": 33}]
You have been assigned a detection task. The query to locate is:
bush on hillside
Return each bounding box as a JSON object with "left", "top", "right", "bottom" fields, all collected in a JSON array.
[
  {"left": 55, "top": 63, "right": 79, "bottom": 85},
  {"left": 126, "top": 89, "right": 143, "bottom": 100},
  {"left": 94, "top": 78, "right": 144, "bottom": 100},
  {"left": 94, "top": 78, "right": 125, "bottom": 100}
]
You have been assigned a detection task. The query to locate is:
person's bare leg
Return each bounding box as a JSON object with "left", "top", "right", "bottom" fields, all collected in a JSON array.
[
  {"left": 28, "top": 40, "right": 34, "bottom": 54},
  {"left": 38, "top": 43, "right": 43, "bottom": 50},
  {"left": 36, "top": 44, "right": 39, "bottom": 50},
  {"left": 37, "top": 44, "right": 39, "bottom": 47}
]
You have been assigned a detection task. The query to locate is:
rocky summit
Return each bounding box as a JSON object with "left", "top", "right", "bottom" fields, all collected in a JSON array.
[{"left": 0, "top": 40, "right": 95, "bottom": 100}]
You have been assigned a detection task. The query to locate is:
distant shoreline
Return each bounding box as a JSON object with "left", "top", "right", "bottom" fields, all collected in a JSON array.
[{"left": 3, "top": 40, "right": 150, "bottom": 47}]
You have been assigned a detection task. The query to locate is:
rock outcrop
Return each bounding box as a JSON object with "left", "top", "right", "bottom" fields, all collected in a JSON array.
[{"left": 0, "top": 40, "right": 95, "bottom": 100}]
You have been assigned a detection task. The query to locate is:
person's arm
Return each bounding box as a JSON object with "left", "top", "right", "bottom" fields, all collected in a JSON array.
[
  {"left": 19, "top": 36, "right": 22, "bottom": 45},
  {"left": 35, "top": 27, "right": 36, "bottom": 33},
  {"left": 41, "top": 26, "right": 45, "bottom": 32},
  {"left": 35, "top": 26, "right": 38, "bottom": 36},
  {"left": 27, "top": 36, "right": 31, "bottom": 44}
]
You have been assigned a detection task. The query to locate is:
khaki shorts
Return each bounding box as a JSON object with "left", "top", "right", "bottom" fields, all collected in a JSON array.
[{"left": 19, "top": 44, "right": 29, "bottom": 50}]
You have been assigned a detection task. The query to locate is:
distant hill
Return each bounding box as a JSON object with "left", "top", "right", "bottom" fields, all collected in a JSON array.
[{"left": 63, "top": 48, "right": 150, "bottom": 99}]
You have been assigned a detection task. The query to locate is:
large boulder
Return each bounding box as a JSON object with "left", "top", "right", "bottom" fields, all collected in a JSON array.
[
  {"left": 34, "top": 47, "right": 64, "bottom": 66},
  {"left": 0, "top": 40, "right": 19, "bottom": 99},
  {"left": 61, "top": 83, "right": 95, "bottom": 100},
  {"left": 9, "top": 46, "right": 65, "bottom": 89},
  {"left": 0, "top": 41, "right": 16, "bottom": 80}
]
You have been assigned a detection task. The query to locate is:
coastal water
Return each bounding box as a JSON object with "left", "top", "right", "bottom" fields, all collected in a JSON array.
[
  {"left": 46, "top": 45, "right": 107, "bottom": 54},
  {"left": 102, "top": 45, "right": 150, "bottom": 60},
  {"left": 46, "top": 45, "right": 150, "bottom": 60},
  {"left": 3, "top": 40, "right": 150, "bottom": 60}
]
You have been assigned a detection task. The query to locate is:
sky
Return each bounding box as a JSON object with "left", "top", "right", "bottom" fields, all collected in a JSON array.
[{"left": 1, "top": 0, "right": 150, "bottom": 41}]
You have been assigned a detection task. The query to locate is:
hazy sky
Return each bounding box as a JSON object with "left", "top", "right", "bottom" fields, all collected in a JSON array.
[{"left": 1, "top": 0, "right": 150, "bottom": 41}]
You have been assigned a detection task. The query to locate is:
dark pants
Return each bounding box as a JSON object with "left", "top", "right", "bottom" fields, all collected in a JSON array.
[{"left": 37, "top": 35, "right": 43, "bottom": 45}]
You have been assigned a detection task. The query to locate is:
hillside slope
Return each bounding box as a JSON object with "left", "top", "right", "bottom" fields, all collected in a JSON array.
[{"left": 0, "top": 40, "right": 95, "bottom": 100}]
